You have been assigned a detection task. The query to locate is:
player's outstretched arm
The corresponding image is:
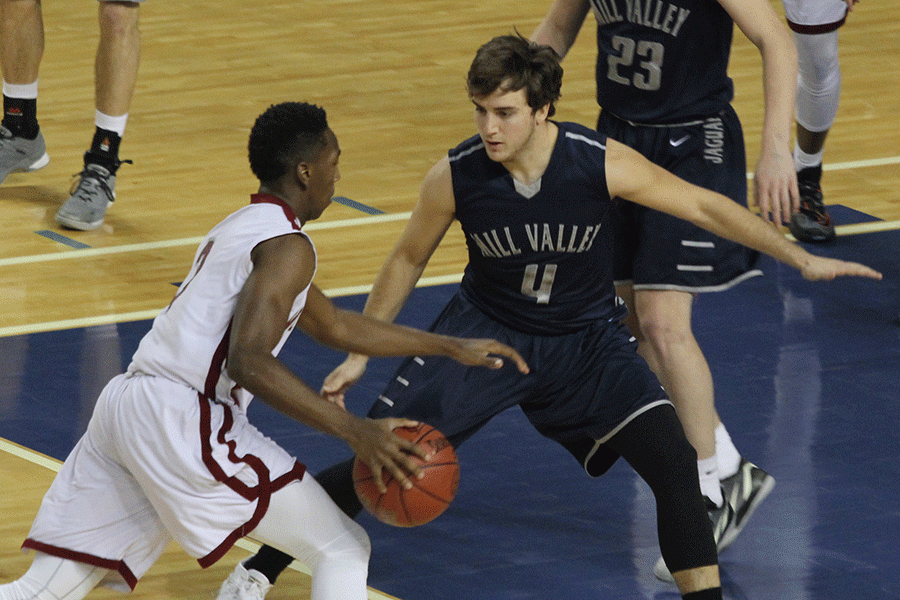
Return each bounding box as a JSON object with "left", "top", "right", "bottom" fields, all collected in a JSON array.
[
  {"left": 298, "top": 284, "right": 530, "bottom": 372},
  {"left": 605, "top": 139, "right": 882, "bottom": 282},
  {"left": 320, "top": 157, "right": 491, "bottom": 405},
  {"left": 227, "top": 233, "right": 432, "bottom": 489}
]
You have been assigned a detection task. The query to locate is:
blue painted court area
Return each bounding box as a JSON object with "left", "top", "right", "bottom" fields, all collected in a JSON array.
[{"left": 1, "top": 205, "right": 898, "bottom": 599}]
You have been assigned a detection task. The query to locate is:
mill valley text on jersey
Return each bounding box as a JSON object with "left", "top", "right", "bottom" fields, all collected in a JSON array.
[
  {"left": 449, "top": 122, "right": 623, "bottom": 335},
  {"left": 590, "top": 0, "right": 690, "bottom": 35}
]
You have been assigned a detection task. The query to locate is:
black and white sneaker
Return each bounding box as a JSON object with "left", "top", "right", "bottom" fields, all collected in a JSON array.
[
  {"left": 653, "top": 495, "right": 737, "bottom": 583},
  {"left": 720, "top": 457, "right": 776, "bottom": 548}
]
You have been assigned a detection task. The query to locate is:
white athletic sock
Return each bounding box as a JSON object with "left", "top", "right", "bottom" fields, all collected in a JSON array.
[
  {"left": 95, "top": 110, "right": 129, "bottom": 136},
  {"left": 793, "top": 145, "right": 825, "bottom": 171},
  {"left": 698, "top": 455, "right": 723, "bottom": 507},
  {"left": 715, "top": 423, "right": 742, "bottom": 479},
  {"left": 3, "top": 80, "right": 38, "bottom": 99}
]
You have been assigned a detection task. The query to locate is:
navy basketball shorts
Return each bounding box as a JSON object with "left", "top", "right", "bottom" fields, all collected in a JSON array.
[
  {"left": 367, "top": 291, "right": 672, "bottom": 474},
  {"left": 600, "top": 106, "right": 763, "bottom": 292}
]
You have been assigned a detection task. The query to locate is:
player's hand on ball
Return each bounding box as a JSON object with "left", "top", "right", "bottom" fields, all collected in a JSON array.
[
  {"left": 321, "top": 353, "right": 369, "bottom": 409},
  {"left": 800, "top": 255, "right": 883, "bottom": 282},
  {"left": 451, "top": 338, "right": 530, "bottom": 374},
  {"left": 350, "top": 417, "right": 431, "bottom": 493},
  {"left": 354, "top": 424, "right": 460, "bottom": 527}
]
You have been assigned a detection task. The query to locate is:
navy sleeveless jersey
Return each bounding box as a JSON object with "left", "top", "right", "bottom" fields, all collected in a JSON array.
[
  {"left": 590, "top": 0, "right": 734, "bottom": 123},
  {"left": 450, "top": 122, "right": 624, "bottom": 335}
]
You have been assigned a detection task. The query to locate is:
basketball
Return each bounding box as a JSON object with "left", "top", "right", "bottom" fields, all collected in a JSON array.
[{"left": 353, "top": 424, "right": 459, "bottom": 527}]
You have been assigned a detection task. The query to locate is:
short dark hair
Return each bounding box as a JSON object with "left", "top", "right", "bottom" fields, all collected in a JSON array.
[
  {"left": 467, "top": 34, "right": 563, "bottom": 117},
  {"left": 248, "top": 102, "right": 329, "bottom": 183}
]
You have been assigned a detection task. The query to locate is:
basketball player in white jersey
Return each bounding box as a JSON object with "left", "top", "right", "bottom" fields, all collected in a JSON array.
[
  {"left": 785, "top": 0, "right": 860, "bottom": 242},
  {"left": 0, "top": 102, "right": 528, "bottom": 600}
]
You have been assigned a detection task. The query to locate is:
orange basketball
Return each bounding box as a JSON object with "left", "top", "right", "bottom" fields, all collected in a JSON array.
[{"left": 352, "top": 424, "right": 459, "bottom": 527}]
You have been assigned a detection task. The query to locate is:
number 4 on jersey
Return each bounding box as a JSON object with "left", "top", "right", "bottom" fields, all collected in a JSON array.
[{"left": 522, "top": 264, "right": 557, "bottom": 304}]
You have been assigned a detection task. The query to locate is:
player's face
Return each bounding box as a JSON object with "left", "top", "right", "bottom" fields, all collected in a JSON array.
[
  {"left": 305, "top": 128, "right": 341, "bottom": 220},
  {"left": 472, "top": 86, "right": 546, "bottom": 164}
]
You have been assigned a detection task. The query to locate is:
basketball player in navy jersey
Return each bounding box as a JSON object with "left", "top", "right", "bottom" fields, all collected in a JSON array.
[
  {"left": 532, "top": 0, "right": 801, "bottom": 575},
  {"left": 220, "top": 35, "right": 880, "bottom": 600}
]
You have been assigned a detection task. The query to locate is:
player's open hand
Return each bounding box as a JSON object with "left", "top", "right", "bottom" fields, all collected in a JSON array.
[
  {"left": 351, "top": 417, "right": 432, "bottom": 493},
  {"left": 754, "top": 150, "right": 800, "bottom": 226},
  {"left": 800, "top": 255, "right": 883, "bottom": 282},
  {"left": 321, "top": 353, "right": 369, "bottom": 409},
  {"left": 451, "top": 338, "right": 530, "bottom": 374}
]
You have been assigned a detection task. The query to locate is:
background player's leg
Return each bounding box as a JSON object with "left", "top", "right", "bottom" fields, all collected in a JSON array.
[
  {"left": 314, "top": 458, "right": 362, "bottom": 518},
  {"left": 0, "top": 551, "right": 108, "bottom": 600},
  {"left": 789, "top": 28, "right": 841, "bottom": 242},
  {"left": 631, "top": 289, "right": 723, "bottom": 508}
]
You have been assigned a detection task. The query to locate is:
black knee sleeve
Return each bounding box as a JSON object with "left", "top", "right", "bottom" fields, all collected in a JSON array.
[{"left": 605, "top": 405, "right": 717, "bottom": 572}]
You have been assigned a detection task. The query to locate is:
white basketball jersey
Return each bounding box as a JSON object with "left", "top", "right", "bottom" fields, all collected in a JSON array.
[
  {"left": 128, "top": 193, "right": 314, "bottom": 411},
  {"left": 782, "top": 0, "right": 847, "bottom": 28}
]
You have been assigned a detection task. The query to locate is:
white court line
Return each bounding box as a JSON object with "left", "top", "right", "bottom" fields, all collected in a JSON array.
[
  {"left": 0, "top": 437, "right": 398, "bottom": 600},
  {"left": 2, "top": 152, "right": 898, "bottom": 269},
  {"left": 0, "top": 211, "right": 412, "bottom": 268},
  {"left": 0, "top": 221, "right": 895, "bottom": 338},
  {"left": 746, "top": 154, "right": 900, "bottom": 178},
  {"left": 0, "top": 273, "right": 465, "bottom": 338}
]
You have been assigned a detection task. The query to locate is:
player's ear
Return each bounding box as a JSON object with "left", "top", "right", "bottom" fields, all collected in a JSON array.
[
  {"left": 535, "top": 103, "right": 551, "bottom": 125},
  {"left": 296, "top": 161, "right": 311, "bottom": 190}
]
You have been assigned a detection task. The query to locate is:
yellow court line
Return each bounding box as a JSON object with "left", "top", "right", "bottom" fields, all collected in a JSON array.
[
  {"left": 3, "top": 150, "right": 900, "bottom": 269},
  {"left": 0, "top": 436, "right": 399, "bottom": 600},
  {"left": 2, "top": 218, "right": 898, "bottom": 338}
]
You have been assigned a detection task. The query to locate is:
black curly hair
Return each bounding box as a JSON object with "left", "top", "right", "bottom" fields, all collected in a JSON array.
[{"left": 248, "top": 102, "right": 329, "bottom": 183}]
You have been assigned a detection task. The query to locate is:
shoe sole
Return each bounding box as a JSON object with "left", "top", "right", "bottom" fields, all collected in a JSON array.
[
  {"left": 26, "top": 152, "right": 50, "bottom": 172},
  {"left": 653, "top": 556, "right": 674, "bottom": 583},
  {"left": 55, "top": 211, "right": 107, "bottom": 231},
  {"left": 0, "top": 152, "right": 49, "bottom": 184},
  {"left": 789, "top": 218, "right": 835, "bottom": 243},
  {"left": 55, "top": 199, "right": 111, "bottom": 231},
  {"left": 719, "top": 474, "right": 775, "bottom": 550}
]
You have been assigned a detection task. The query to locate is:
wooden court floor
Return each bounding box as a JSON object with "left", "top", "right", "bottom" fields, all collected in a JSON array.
[{"left": 0, "top": 0, "right": 898, "bottom": 598}]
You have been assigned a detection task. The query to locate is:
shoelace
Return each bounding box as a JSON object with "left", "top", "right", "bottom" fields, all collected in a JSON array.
[{"left": 71, "top": 168, "right": 114, "bottom": 203}]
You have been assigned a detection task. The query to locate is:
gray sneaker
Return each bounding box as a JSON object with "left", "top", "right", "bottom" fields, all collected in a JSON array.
[
  {"left": 55, "top": 164, "right": 116, "bottom": 230},
  {"left": 0, "top": 126, "right": 49, "bottom": 183},
  {"left": 653, "top": 495, "right": 736, "bottom": 583}
]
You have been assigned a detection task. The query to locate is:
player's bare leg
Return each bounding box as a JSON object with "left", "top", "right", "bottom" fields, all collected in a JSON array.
[{"left": 0, "top": 0, "right": 43, "bottom": 83}]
